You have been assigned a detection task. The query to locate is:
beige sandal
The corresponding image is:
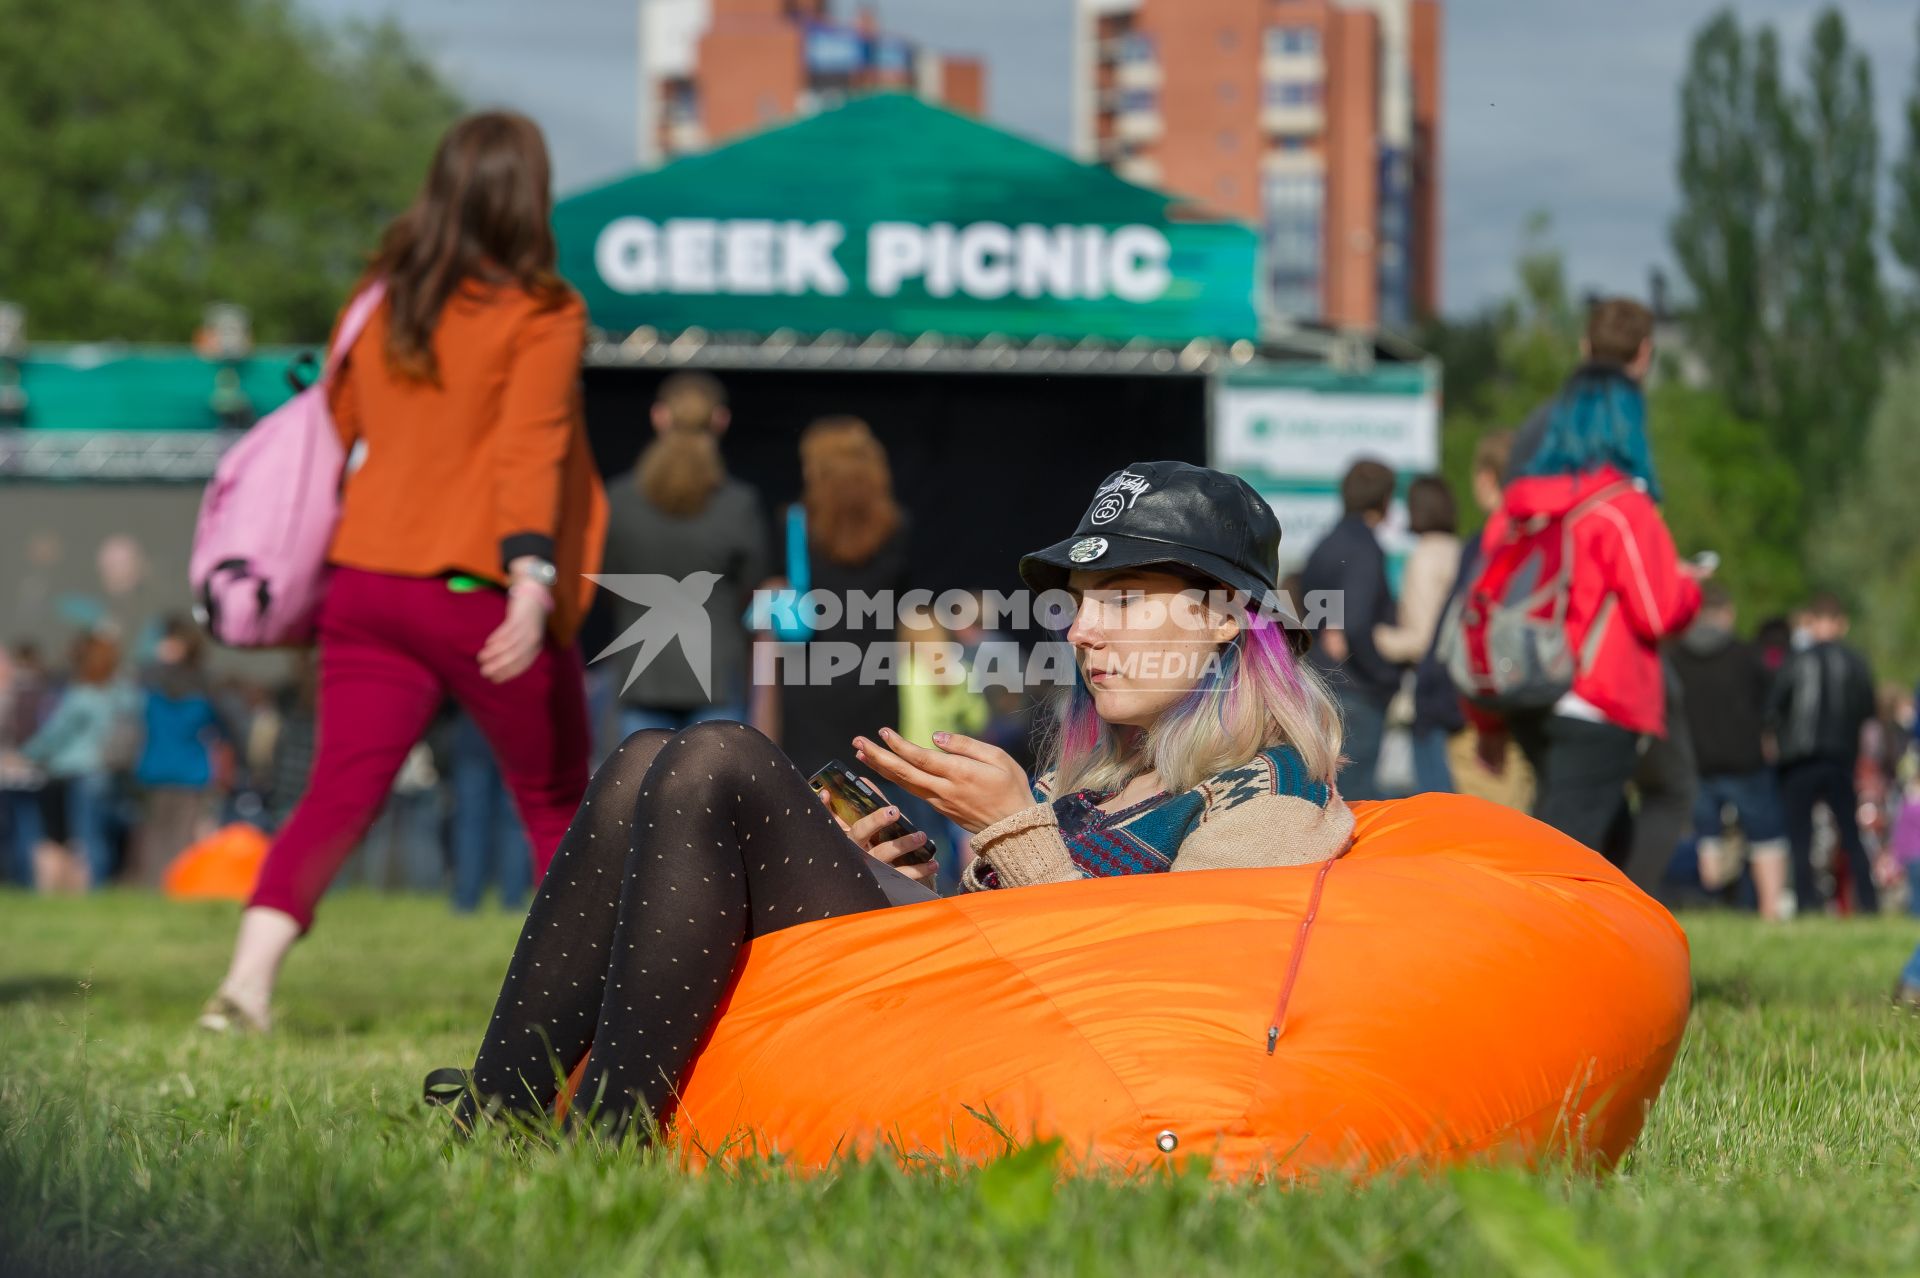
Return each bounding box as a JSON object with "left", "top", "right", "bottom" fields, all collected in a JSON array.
[{"left": 197, "top": 992, "right": 271, "bottom": 1035}]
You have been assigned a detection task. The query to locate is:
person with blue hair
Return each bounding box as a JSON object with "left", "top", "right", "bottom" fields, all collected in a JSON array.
[
  {"left": 1474, "top": 298, "right": 1706, "bottom": 853},
  {"left": 1518, "top": 365, "right": 1663, "bottom": 497}
]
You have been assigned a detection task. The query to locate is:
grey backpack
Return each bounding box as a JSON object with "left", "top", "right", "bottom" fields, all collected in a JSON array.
[{"left": 1436, "top": 482, "right": 1629, "bottom": 713}]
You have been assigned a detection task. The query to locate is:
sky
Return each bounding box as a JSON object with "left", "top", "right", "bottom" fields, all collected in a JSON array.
[{"left": 303, "top": 0, "right": 1917, "bottom": 315}]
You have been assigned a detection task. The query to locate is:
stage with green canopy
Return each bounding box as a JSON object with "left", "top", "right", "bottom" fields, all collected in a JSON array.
[{"left": 552, "top": 93, "right": 1261, "bottom": 347}]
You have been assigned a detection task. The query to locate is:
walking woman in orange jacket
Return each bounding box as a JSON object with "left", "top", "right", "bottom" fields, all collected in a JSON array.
[{"left": 200, "top": 112, "right": 607, "bottom": 1033}]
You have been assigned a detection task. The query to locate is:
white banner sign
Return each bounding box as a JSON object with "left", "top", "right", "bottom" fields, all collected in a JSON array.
[
  {"left": 1214, "top": 385, "right": 1439, "bottom": 481},
  {"left": 1260, "top": 490, "right": 1412, "bottom": 572},
  {"left": 1260, "top": 490, "right": 1341, "bottom": 571}
]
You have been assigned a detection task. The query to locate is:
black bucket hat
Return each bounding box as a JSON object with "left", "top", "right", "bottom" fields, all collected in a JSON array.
[{"left": 1020, "top": 461, "right": 1297, "bottom": 639}]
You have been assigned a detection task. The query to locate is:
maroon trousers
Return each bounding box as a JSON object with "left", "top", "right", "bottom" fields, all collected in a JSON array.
[{"left": 249, "top": 567, "right": 590, "bottom": 931}]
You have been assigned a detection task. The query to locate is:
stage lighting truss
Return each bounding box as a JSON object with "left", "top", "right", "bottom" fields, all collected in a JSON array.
[{"left": 588, "top": 327, "right": 1273, "bottom": 376}]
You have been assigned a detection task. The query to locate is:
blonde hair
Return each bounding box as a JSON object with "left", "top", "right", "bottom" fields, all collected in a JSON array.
[
  {"left": 637, "top": 372, "right": 726, "bottom": 517},
  {"left": 1039, "top": 611, "right": 1343, "bottom": 797},
  {"left": 799, "top": 416, "right": 903, "bottom": 566}
]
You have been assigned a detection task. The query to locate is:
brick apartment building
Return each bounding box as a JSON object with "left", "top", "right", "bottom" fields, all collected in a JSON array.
[
  {"left": 1073, "top": 0, "right": 1441, "bottom": 332},
  {"left": 637, "top": 0, "right": 986, "bottom": 166}
]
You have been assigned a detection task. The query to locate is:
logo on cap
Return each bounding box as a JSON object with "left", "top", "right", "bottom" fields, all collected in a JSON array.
[
  {"left": 1089, "top": 470, "right": 1152, "bottom": 526},
  {"left": 1068, "top": 536, "right": 1109, "bottom": 563}
]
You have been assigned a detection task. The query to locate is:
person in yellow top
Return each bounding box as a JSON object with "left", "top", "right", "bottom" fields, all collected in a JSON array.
[
  {"left": 898, "top": 611, "right": 990, "bottom": 748},
  {"left": 893, "top": 610, "right": 989, "bottom": 888}
]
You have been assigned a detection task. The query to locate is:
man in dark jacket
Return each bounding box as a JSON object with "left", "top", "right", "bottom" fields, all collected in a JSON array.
[
  {"left": 1670, "top": 584, "right": 1787, "bottom": 919},
  {"left": 1301, "top": 459, "right": 1398, "bottom": 801},
  {"left": 1768, "top": 593, "right": 1878, "bottom": 915}
]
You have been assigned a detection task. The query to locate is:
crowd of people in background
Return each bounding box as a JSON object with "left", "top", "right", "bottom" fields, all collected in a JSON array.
[
  {"left": 0, "top": 372, "right": 1030, "bottom": 908},
  {"left": 5, "top": 278, "right": 1917, "bottom": 930},
  {"left": 1302, "top": 295, "right": 1916, "bottom": 921}
]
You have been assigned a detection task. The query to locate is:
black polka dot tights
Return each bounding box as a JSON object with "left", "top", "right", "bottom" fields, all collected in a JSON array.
[{"left": 459, "top": 721, "right": 893, "bottom": 1137}]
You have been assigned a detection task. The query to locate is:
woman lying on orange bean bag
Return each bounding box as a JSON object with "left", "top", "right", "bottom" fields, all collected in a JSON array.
[
  {"left": 433, "top": 462, "right": 1356, "bottom": 1129},
  {"left": 432, "top": 461, "right": 1689, "bottom": 1176}
]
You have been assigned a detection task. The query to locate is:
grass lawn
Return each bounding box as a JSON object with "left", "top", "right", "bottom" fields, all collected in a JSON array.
[{"left": 3, "top": 890, "right": 1919, "bottom": 1277}]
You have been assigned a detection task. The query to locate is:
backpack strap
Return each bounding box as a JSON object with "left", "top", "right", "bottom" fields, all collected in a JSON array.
[
  {"left": 1547, "top": 479, "right": 1638, "bottom": 626},
  {"left": 323, "top": 281, "right": 388, "bottom": 383},
  {"left": 1566, "top": 479, "right": 1639, "bottom": 522}
]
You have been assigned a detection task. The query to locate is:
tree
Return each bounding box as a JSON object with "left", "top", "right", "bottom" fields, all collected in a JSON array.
[
  {"left": 1649, "top": 382, "right": 1804, "bottom": 623},
  {"left": 1811, "top": 355, "right": 1920, "bottom": 680},
  {"left": 1669, "top": 7, "right": 1889, "bottom": 504},
  {"left": 0, "top": 0, "right": 463, "bottom": 343},
  {"left": 1435, "top": 213, "right": 1576, "bottom": 503},
  {"left": 1669, "top": 12, "right": 1784, "bottom": 425},
  {"left": 1892, "top": 17, "right": 1920, "bottom": 307}
]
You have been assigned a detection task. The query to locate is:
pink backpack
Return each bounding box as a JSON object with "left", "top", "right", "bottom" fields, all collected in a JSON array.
[{"left": 190, "top": 283, "right": 385, "bottom": 647}]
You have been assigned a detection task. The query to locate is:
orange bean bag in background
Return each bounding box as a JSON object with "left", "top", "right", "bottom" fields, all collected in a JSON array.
[
  {"left": 575, "top": 794, "right": 1689, "bottom": 1179},
  {"left": 161, "top": 823, "right": 270, "bottom": 902}
]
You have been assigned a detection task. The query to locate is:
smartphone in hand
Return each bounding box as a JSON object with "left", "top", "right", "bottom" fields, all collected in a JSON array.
[{"left": 809, "top": 760, "right": 938, "bottom": 865}]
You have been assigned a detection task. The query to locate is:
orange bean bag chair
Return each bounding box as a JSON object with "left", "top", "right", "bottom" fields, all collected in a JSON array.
[
  {"left": 580, "top": 794, "right": 1691, "bottom": 1179},
  {"left": 161, "top": 823, "right": 270, "bottom": 901}
]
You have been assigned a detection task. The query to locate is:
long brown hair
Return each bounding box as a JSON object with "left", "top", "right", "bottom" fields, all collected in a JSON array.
[
  {"left": 800, "top": 416, "right": 902, "bottom": 566},
  {"left": 369, "top": 111, "right": 568, "bottom": 382},
  {"left": 637, "top": 372, "right": 727, "bottom": 517}
]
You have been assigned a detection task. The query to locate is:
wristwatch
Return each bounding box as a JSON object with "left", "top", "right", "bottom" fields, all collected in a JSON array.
[{"left": 514, "top": 557, "right": 559, "bottom": 588}]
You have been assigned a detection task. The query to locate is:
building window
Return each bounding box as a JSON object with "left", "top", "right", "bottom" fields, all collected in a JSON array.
[
  {"left": 1219, "top": 81, "right": 1238, "bottom": 103},
  {"left": 1264, "top": 26, "right": 1319, "bottom": 57},
  {"left": 873, "top": 37, "right": 913, "bottom": 75},
  {"left": 1219, "top": 129, "right": 1238, "bottom": 152},
  {"left": 803, "top": 24, "right": 867, "bottom": 77},
  {"left": 1377, "top": 150, "right": 1413, "bottom": 328},
  {"left": 665, "top": 83, "right": 698, "bottom": 124},
  {"left": 1120, "top": 33, "right": 1154, "bottom": 64},
  {"left": 1276, "top": 134, "right": 1309, "bottom": 152},
  {"left": 1264, "top": 171, "right": 1326, "bottom": 319},
  {"left": 1265, "top": 80, "right": 1323, "bottom": 107},
  {"left": 1218, "top": 28, "right": 1238, "bottom": 51},
  {"left": 1217, "top": 175, "right": 1238, "bottom": 201},
  {"left": 1119, "top": 88, "right": 1157, "bottom": 114}
]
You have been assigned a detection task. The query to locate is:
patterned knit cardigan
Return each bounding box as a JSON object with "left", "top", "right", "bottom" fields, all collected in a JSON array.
[{"left": 960, "top": 744, "right": 1355, "bottom": 892}]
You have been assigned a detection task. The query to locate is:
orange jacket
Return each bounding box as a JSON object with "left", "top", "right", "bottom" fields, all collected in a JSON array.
[{"left": 324, "top": 281, "right": 606, "bottom": 645}]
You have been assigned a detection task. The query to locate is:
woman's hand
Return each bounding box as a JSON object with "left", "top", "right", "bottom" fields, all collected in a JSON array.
[
  {"left": 478, "top": 589, "right": 547, "bottom": 683},
  {"left": 852, "top": 727, "right": 1034, "bottom": 834},
  {"left": 832, "top": 803, "right": 937, "bottom": 885}
]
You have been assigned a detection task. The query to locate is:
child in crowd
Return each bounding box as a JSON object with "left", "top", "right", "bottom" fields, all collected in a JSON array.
[
  {"left": 129, "top": 616, "right": 231, "bottom": 886},
  {"left": 1889, "top": 754, "right": 1920, "bottom": 918},
  {"left": 8, "top": 631, "right": 138, "bottom": 891},
  {"left": 896, "top": 609, "right": 991, "bottom": 891}
]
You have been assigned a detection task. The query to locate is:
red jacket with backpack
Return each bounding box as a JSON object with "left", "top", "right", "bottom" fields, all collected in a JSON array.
[{"left": 1476, "top": 466, "right": 1701, "bottom": 736}]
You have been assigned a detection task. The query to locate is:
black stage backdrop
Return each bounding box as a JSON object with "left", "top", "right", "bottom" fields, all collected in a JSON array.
[{"left": 581, "top": 366, "right": 1208, "bottom": 622}]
